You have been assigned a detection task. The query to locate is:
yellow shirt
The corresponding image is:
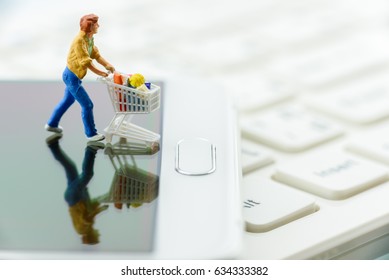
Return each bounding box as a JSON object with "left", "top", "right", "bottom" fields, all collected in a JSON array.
[{"left": 67, "top": 31, "right": 101, "bottom": 79}]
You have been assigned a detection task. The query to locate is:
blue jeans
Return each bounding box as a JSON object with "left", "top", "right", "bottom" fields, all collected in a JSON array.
[{"left": 47, "top": 67, "right": 97, "bottom": 137}]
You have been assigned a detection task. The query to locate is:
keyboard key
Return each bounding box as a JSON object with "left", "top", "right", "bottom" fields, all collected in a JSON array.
[
  {"left": 241, "top": 139, "right": 273, "bottom": 174},
  {"left": 266, "top": 31, "right": 389, "bottom": 88},
  {"left": 226, "top": 74, "right": 293, "bottom": 113},
  {"left": 240, "top": 105, "right": 343, "bottom": 152},
  {"left": 305, "top": 71, "right": 389, "bottom": 124},
  {"left": 255, "top": 3, "right": 361, "bottom": 50},
  {"left": 274, "top": 150, "right": 389, "bottom": 200},
  {"left": 242, "top": 179, "right": 317, "bottom": 233},
  {"left": 346, "top": 125, "right": 389, "bottom": 164}
]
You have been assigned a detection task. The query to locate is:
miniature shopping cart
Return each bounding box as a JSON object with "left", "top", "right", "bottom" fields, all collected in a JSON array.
[
  {"left": 99, "top": 73, "right": 161, "bottom": 147},
  {"left": 97, "top": 143, "right": 159, "bottom": 209}
]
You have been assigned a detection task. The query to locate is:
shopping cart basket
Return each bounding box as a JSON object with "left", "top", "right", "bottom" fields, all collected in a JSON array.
[{"left": 99, "top": 73, "right": 161, "bottom": 146}]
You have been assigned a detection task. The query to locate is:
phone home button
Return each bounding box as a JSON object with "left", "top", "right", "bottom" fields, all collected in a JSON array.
[{"left": 175, "top": 138, "right": 216, "bottom": 176}]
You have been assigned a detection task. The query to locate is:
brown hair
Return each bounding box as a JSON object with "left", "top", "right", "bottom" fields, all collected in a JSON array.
[{"left": 80, "top": 14, "right": 99, "bottom": 33}]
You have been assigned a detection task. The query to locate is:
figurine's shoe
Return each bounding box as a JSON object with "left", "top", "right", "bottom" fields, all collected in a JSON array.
[
  {"left": 45, "top": 124, "right": 63, "bottom": 133},
  {"left": 87, "top": 133, "right": 105, "bottom": 142}
]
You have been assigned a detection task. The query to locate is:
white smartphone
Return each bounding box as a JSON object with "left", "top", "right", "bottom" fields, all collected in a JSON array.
[{"left": 0, "top": 79, "right": 243, "bottom": 259}]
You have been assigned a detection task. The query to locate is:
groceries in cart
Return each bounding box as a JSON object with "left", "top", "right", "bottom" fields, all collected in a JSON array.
[
  {"left": 114, "top": 72, "right": 151, "bottom": 94},
  {"left": 107, "top": 71, "right": 160, "bottom": 113}
]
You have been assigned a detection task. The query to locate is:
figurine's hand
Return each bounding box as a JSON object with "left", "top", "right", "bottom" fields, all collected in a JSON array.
[
  {"left": 101, "top": 72, "right": 109, "bottom": 77},
  {"left": 105, "top": 64, "right": 115, "bottom": 73}
]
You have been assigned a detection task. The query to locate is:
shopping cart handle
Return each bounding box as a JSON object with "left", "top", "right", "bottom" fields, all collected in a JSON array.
[
  {"left": 96, "top": 76, "right": 106, "bottom": 83},
  {"left": 97, "top": 73, "right": 113, "bottom": 83}
]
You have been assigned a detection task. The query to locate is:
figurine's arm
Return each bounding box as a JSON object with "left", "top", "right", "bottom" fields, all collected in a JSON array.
[
  {"left": 96, "top": 56, "right": 115, "bottom": 73},
  {"left": 91, "top": 46, "right": 115, "bottom": 73},
  {"left": 87, "top": 62, "right": 109, "bottom": 77}
]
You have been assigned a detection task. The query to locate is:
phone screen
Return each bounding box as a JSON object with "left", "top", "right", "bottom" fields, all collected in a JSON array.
[{"left": 0, "top": 81, "right": 162, "bottom": 254}]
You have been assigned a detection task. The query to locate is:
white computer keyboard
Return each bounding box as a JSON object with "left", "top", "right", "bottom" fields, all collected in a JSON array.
[
  {"left": 230, "top": 1, "right": 389, "bottom": 259},
  {"left": 3, "top": 0, "right": 389, "bottom": 260}
]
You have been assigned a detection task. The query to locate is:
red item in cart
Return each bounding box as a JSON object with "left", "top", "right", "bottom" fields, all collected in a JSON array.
[
  {"left": 113, "top": 73, "right": 127, "bottom": 111},
  {"left": 113, "top": 72, "right": 122, "bottom": 85}
]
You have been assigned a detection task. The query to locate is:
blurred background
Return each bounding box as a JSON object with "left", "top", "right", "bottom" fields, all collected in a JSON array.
[{"left": 1, "top": 0, "right": 389, "bottom": 98}]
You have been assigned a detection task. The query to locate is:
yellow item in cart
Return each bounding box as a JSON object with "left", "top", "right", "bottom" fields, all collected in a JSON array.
[{"left": 128, "top": 73, "right": 145, "bottom": 88}]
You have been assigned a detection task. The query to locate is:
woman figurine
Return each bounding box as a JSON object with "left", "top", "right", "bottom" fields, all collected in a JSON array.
[{"left": 46, "top": 14, "right": 115, "bottom": 141}]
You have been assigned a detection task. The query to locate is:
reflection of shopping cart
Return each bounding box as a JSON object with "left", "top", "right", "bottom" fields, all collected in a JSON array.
[
  {"left": 105, "top": 137, "right": 160, "bottom": 156},
  {"left": 99, "top": 73, "right": 161, "bottom": 146},
  {"left": 97, "top": 142, "right": 159, "bottom": 209}
]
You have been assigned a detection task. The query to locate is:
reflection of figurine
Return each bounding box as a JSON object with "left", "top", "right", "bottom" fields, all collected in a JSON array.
[
  {"left": 46, "top": 14, "right": 115, "bottom": 142},
  {"left": 46, "top": 135, "right": 108, "bottom": 245}
]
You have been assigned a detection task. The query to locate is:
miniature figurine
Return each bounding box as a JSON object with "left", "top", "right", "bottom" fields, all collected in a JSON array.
[{"left": 46, "top": 14, "right": 115, "bottom": 141}]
